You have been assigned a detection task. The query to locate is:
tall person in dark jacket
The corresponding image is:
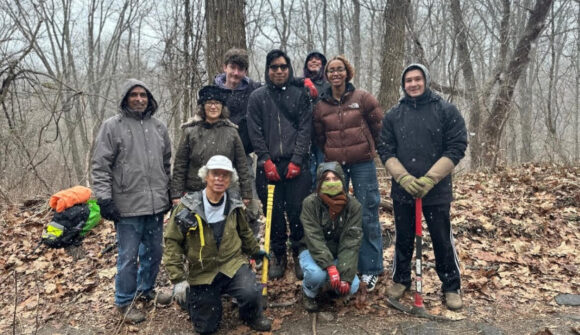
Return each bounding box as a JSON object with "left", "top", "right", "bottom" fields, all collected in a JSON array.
[
  {"left": 378, "top": 63, "right": 468, "bottom": 310},
  {"left": 247, "top": 49, "right": 312, "bottom": 280},
  {"left": 92, "top": 79, "right": 172, "bottom": 324}
]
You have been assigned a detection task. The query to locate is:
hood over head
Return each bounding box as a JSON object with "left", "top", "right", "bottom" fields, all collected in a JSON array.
[
  {"left": 119, "top": 78, "right": 158, "bottom": 117},
  {"left": 303, "top": 50, "right": 327, "bottom": 82},
  {"left": 400, "top": 63, "right": 431, "bottom": 97},
  {"left": 316, "top": 161, "right": 346, "bottom": 192},
  {"left": 264, "top": 49, "right": 294, "bottom": 88}
]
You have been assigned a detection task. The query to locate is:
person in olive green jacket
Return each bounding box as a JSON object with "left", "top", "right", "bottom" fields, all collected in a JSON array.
[
  {"left": 164, "top": 155, "right": 270, "bottom": 334},
  {"left": 298, "top": 161, "right": 363, "bottom": 312},
  {"left": 170, "top": 85, "right": 253, "bottom": 205}
]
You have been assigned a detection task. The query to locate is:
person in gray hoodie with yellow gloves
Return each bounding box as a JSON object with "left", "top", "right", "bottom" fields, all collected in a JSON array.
[
  {"left": 91, "top": 79, "right": 172, "bottom": 323},
  {"left": 164, "top": 155, "right": 271, "bottom": 334},
  {"left": 378, "top": 64, "right": 467, "bottom": 310}
]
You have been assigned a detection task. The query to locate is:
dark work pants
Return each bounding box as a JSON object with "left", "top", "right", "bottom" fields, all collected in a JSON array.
[
  {"left": 187, "top": 264, "right": 263, "bottom": 334},
  {"left": 256, "top": 160, "right": 311, "bottom": 258},
  {"left": 392, "top": 200, "right": 461, "bottom": 292}
]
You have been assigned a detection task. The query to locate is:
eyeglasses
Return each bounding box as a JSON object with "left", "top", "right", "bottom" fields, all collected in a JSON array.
[
  {"left": 327, "top": 67, "right": 346, "bottom": 74},
  {"left": 205, "top": 100, "right": 222, "bottom": 106},
  {"left": 269, "top": 64, "right": 289, "bottom": 71}
]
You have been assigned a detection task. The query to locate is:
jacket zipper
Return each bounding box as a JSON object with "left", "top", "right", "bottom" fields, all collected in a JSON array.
[
  {"left": 141, "top": 119, "right": 155, "bottom": 214},
  {"left": 277, "top": 92, "right": 283, "bottom": 156}
]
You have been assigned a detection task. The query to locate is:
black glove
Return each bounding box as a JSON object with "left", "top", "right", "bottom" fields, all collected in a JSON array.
[
  {"left": 251, "top": 250, "right": 270, "bottom": 261},
  {"left": 97, "top": 198, "right": 121, "bottom": 222}
]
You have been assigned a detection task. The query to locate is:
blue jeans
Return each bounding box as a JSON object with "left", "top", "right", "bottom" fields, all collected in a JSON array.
[
  {"left": 115, "top": 213, "right": 164, "bottom": 306},
  {"left": 299, "top": 250, "right": 360, "bottom": 298},
  {"left": 342, "top": 160, "right": 383, "bottom": 275}
]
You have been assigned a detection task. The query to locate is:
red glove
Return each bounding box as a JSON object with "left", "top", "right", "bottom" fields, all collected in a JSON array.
[
  {"left": 263, "top": 159, "right": 281, "bottom": 182},
  {"left": 304, "top": 78, "right": 318, "bottom": 99},
  {"left": 327, "top": 265, "right": 340, "bottom": 290},
  {"left": 285, "top": 162, "right": 301, "bottom": 179},
  {"left": 338, "top": 281, "right": 350, "bottom": 295}
]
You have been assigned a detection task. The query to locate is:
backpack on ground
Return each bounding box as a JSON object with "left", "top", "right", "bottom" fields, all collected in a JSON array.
[{"left": 42, "top": 189, "right": 101, "bottom": 248}]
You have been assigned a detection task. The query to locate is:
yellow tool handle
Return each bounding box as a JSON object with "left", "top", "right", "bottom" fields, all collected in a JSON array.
[{"left": 261, "top": 184, "right": 275, "bottom": 296}]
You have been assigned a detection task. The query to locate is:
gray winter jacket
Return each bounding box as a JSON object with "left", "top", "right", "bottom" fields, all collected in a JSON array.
[{"left": 91, "top": 79, "right": 171, "bottom": 216}]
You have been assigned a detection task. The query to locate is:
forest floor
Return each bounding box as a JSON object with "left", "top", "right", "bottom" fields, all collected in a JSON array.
[{"left": 0, "top": 163, "right": 579, "bottom": 335}]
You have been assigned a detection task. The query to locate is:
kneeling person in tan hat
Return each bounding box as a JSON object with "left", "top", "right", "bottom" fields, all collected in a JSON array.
[{"left": 163, "top": 155, "right": 271, "bottom": 334}]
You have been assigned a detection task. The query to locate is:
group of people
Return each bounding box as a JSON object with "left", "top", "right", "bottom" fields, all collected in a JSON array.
[{"left": 91, "top": 47, "right": 467, "bottom": 334}]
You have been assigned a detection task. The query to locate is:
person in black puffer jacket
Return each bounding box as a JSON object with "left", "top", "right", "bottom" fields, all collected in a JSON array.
[
  {"left": 247, "top": 49, "right": 312, "bottom": 280},
  {"left": 378, "top": 63, "right": 468, "bottom": 310}
]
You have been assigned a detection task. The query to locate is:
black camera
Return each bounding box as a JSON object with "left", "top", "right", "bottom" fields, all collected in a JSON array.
[{"left": 175, "top": 208, "right": 198, "bottom": 234}]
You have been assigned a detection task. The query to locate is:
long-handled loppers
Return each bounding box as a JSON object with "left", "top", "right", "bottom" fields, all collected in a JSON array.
[{"left": 386, "top": 198, "right": 453, "bottom": 321}]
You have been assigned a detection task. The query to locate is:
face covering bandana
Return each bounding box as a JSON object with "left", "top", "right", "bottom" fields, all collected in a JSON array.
[{"left": 320, "top": 180, "right": 343, "bottom": 196}]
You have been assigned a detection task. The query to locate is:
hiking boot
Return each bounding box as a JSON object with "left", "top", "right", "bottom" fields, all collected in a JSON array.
[
  {"left": 268, "top": 253, "right": 287, "bottom": 279},
  {"left": 386, "top": 283, "right": 408, "bottom": 300},
  {"left": 138, "top": 290, "right": 173, "bottom": 305},
  {"left": 445, "top": 292, "right": 463, "bottom": 310},
  {"left": 117, "top": 305, "right": 146, "bottom": 324},
  {"left": 303, "top": 294, "right": 318, "bottom": 312},
  {"left": 248, "top": 315, "right": 272, "bottom": 331},
  {"left": 361, "top": 274, "right": 379, "bottom": 292}
]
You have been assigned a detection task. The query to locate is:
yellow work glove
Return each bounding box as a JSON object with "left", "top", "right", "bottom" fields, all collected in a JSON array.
[
  {"left": 410, "top": 176, "right": 436, "bottom": 198},
  {"left": 397, "top": 175, "right": 421, "bottom": 198}
]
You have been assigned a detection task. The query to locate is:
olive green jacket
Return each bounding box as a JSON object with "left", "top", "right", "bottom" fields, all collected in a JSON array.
[
  {"left": 163, "top": 190, "right": 259, "bottom": 285},
  {"left": 170, "top": 117, "right": 252, "bottom": 200},
  {"left": 300, "top": 162, "right": 363, "bottom": 283}
]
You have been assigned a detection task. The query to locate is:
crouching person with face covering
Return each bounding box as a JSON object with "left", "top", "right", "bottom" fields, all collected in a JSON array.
[
  {"left": 163, "top": 155, "right": 271, "bottom": 334},
  {"left": 298, "top": 162, "right": 363, "bottom": 312}
]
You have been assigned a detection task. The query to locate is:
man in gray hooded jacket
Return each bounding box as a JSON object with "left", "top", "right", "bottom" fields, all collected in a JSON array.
[{"left": 92, "top": 79, "right": 172, "bottom": 323}]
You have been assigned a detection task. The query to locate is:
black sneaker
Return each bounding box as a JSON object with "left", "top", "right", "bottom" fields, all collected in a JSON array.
[
  {"left": 361, "top": 274, "right": 379, "bottom": 292},
  {"left": 248, "top": 315, "right": 272, "bottom": 331},
  {"left": 268, "top": 253, "right": 287, "bottom": 279}
]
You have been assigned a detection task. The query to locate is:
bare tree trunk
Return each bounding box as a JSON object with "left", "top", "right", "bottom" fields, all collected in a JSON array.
[
  {"left": 337, "top": 0, "right": 345, "bottom": 55},
  {"left": 574, "top": 4, "right": 580, "bottom": 162},
  {"left": 378, "top": 0, "right": 410, "bottom": 109},
  {"left": 351, "top": 0, "right": 361, "bottom": 88},
  {"left": 205, "top": 0, "right": 247, "bottom": 80},
  {"left": 304, "top": 0, "right": 314, "bottom": 51},
  {"left": 323, "top": 1, "right": 328, "bottom": 55},
  {"left": 481, "top": 0, "right": 554, "bottom": 169},
  {"left": 519, "top": 62, "right": 534, "bottom": 162}
]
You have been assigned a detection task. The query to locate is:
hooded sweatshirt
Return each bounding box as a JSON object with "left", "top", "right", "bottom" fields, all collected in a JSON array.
[
  {"left": 214, "top": 73, "right": 262, "bottom": 154},
  {"left": 302, "top": 51, "right": 329, "bottom": 96},
  {"left": 378, "top": 64, "right": 468, "bottom": 205},
  {"left": 246, "top": 49, "right": 312, "bottom": 166},
  {"left": 299, "top": 161, "right": 362, "bottom": 283},
  {"left": 92, "top": 79, "right": 171, "bottom": 216}
]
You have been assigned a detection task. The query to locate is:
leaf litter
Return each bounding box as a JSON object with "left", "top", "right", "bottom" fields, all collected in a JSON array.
[{"left": 0, "top": 162, "right": 578, "bottom": 334}]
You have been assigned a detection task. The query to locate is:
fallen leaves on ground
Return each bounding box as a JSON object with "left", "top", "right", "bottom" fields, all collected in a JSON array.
[{"left": 0, "top": 162, "right": 578, "bottom": 333}]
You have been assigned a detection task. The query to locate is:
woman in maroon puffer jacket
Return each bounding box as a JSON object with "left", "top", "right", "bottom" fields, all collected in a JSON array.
[{"left": 312, "top": 55, "right": 384, "bottom": 291}]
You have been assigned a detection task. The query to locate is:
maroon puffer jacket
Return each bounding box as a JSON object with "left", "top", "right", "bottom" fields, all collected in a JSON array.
[{"left": 313, "top": 83, "right": 383, "bottom": 165}]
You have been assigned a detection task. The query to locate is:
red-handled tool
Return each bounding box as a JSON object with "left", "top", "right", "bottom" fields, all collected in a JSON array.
[{"left": 386, "top": 198, "right": 452, "bottom": 321}]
